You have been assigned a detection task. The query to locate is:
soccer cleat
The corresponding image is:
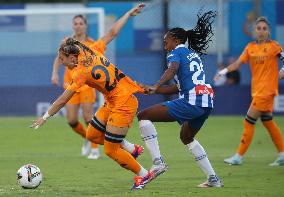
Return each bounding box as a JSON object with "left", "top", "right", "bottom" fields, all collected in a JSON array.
[
  {"left": 224, "top": 154, "right": 243, "bottom": 165},
  {"left": 198, "top": 175, "right": 224, "bottom": 188},
  {"left": 87, "top": 148, "right": 100, "bottom": 160},
  {"left": 81, "top": 140, "right": 92, "bottom": 156},
  {"left": 269, "top": 154, "right": 284, "bottom": 166},
  {"left": 149, "top": 157, "right": 168, "bottom": 182},
  {"left": 131, "top": 144, "right": 144, "bottom": 160},
  {"left": 131, "top": 171, "right": 154, "bottom": 190}
]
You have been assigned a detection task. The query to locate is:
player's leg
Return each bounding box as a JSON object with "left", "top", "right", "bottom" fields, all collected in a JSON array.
[
  {"left": 261, "top": 112, "right": 284, "bottom": 166},
  {"left": 66, "top": 95, "right": 92, "bottom": 156},
  {"left": 86, "top": 104, "right": 109, "bottom": 145},
  {"left": 103, "top": 96, "right": 151, "bottom": 189},
  {"left": 66, "top": 101, "right": 84, "bottom": 137},
  {"left": 224, "top": 102, "right": 261, "bottom": 165},
  {"left": 180, "top": 108, "right": 223, "bottom": 188},
  {"left": 81, "top": 88, "right": 100, "bottom": 159},
  {"left": 137, "top": 104, "right": 174, "bottom": 175}
]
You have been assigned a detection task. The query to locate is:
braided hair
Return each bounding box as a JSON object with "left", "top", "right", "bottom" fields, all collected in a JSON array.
[
  {"left": 168, "top": 11, "right": 217, "bottom": 56},
  {"left": 59, "top": 37, "right": 95, "bottom": 64}
]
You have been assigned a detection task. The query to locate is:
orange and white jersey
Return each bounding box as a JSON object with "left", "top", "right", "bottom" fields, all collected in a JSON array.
[
  {"left": 66, "top": 49, "right": 144, "bottom": 104},
  {"left": 63, "top": 38, "right": 106, "bottom": 92},
  {"left": 239, "top": 40, "right": 282, "bottom": 97}
]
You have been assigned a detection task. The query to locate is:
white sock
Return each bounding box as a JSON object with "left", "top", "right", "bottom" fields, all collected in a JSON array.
[
  {"left": 278, "top": 152, "right": 284, "bottom": 157},
  {"left": 91, "top": 148, "right": 99, "bottom": 154},
  {"left": 139, "top": 120, "right": 162, "bottom": 162},
  {"left": 186, "top": 139, "right": 216, "bottom": 177},
  {"left": 137, "top": 165, "right": 148, "bottom": 177},
  {"left": 235, "top": 153, "right": 243, "bottom": 159},
  {"left": 121, "top": 139, "right": 135, "bottom": 153}
]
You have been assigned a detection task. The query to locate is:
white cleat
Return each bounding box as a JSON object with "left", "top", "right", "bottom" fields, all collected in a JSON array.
[
  {"left": 148, "top": 158, "right": 168, "bottom": 183},
  {"left": 224, "top": 154, "right": 243, "bottom": 165},
  {"left": 87, "top": 148, "right": 100, "bottom": 160},
  {"left": 269, "top": 154, "right": 284, "bottom": 166},
  {"left": 81, "top": 140, "right": 92, "bottom": 156},
  {"left": 198, "top": 175, "right": 224, "bottom": 188}
]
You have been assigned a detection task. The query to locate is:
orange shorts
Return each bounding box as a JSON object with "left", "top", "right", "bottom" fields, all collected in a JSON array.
[
  {"left": 250, "top": 95, "right": 275, "bottom": 112},
  {"left": 95, "top": 95, "right": 138, "bottom": 128},
  {"left": 67, "top": 88, "right": 96, "bottom": 105}
]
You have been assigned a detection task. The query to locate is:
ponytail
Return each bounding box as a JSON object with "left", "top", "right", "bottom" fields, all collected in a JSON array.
[{"left": 168, "top": 10, "right": 217, "bottom": 56}]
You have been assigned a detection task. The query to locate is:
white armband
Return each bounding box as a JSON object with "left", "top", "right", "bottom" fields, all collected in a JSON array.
[
  {"left": 218, "top": 68, "right": 229, "bottom": 75},
  {"left": 42, "top": 111, "right": 51, "bottom": 121}
]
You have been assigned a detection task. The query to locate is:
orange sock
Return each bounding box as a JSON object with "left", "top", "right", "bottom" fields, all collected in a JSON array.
[
  {"left": 92, "top": 143, "right": 98, "bottom": 149},
  {"left": 237, "top": 119, "right": 255, "bottom": 156},
  {"left": 104, "top": 140, "right": 141, "bottom": 174},
  {"left": 262, "top": 120, "right": 284, "bottom": 152},
  {"left": 69, "top": 121, "right": 86, "bottom": 138}
]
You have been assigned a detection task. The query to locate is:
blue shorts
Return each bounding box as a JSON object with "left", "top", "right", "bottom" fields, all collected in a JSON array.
[{"left": 163, "top": 98, "right": 212, "bottom": 131}]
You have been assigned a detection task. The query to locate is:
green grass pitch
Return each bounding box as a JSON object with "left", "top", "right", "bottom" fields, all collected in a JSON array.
[{"left": 0, "top": 116, "right": 283, "bottom": 197}]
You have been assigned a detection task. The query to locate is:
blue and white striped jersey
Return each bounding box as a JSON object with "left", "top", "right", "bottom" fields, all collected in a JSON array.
[{"left": 167, "top": 44, "right": 214, "bottom": 108}]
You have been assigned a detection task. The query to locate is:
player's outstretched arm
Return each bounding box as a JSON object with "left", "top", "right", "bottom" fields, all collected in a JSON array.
[
  {"left": 214, "top": 58, "right": 242, "bottom": 82},
  {"left": 155, "top": 84, "right": 179, "bottom": 95},
  {"left": 101, "top": 3, "right": 145, "bottom": 45},
  {"left": 30, "top": 89, "right": 75, "bottom": 129}
]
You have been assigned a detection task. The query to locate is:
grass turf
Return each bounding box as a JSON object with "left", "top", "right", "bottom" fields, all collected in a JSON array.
[{"left": 0, "top": 116, "right": 283, "bottom": 196}]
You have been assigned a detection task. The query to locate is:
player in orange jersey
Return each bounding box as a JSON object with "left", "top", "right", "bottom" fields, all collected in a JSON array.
[
  {"left": 31, "top": 36, "right": 156, "bottom": 190},
  {"left": 215, "top": 17, "right": 284, "bottom": 166},
  {"left": 51, "top": 5, "right": 144, "bottom": 159}
]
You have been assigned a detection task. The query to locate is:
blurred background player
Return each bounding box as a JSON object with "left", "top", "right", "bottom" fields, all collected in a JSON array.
[
  {"left": 138, "top": 11, "right": 223, "bottom": 188},
  {"left": 51, "top": 7, "right": 142, "bottom": 159},
  {"left": 215, "top": 16, "right": 284, "bottom": 166},
  {"left": 52, "top": 15, "right": 99, "bottom": 159}
]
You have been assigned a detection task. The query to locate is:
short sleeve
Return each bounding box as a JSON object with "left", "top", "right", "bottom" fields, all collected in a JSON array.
[
  {"left": 66, "top": 69, "right": 87, "bottom": 92},
  {"left": 239, "top": 44, "right": 249, "bottom": 64},
  {"left": 167, "top": 51, "right": 180, "bottom": 64},
  {"left": 271, "top": 41, "right": 282, "bottom": 56},
  {"left": 90, "top": 39, "right": 106, "bottom": 54}
]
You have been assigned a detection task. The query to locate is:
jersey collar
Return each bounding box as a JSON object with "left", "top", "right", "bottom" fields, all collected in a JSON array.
[{"left": 175, "top": 44, "right": 186, "bottom": 49}]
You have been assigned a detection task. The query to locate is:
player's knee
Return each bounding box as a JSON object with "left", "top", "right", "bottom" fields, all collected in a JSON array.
[
  {"left": 180, "top": 123, "right": 195, "bottom": 145},
  {"left": 180, "top": 130, "right": 191, "bottom": 145},
  {"left": 104, "top": 132, "right": 125, "bottom": 159},
  {"left": 86, "top": 116, "right": 106, "bottom": 144},
  {"left": 68, "top": 121, "right": 79, "bottom": 128},
  {"left": 260, "top": 114, "right": 273, "bottom": 122},
  {"left": 137, "top": 110, "right": 148, "bottom": 121}
]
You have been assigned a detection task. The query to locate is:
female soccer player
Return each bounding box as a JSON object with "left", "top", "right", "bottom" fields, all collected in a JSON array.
[
  {"left": 137, "top": 11, "right": 223, "bottom": 188},
  {"left": 31, "top": 37, "right": 156, "bottom": 190},
  {"left": 51, "top": 5, "right": 144, "bottom": 159},
  {"left": 215, "top": 17, "right": 284, "bottom": 166}
]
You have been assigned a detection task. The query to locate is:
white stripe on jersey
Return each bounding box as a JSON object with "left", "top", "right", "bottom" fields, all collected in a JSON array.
[{"left": 202, "top": 94, "right": 209, "bottom": 107}]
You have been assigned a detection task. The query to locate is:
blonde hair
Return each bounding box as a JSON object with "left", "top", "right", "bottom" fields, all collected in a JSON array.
[{"left": 255, "top": 16, "right": 270, "bottom": 27}]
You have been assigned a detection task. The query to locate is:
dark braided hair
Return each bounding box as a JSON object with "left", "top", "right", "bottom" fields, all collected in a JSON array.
[
  {"left": 59, "top": 37, "right": 96, "bottom": 64},
  {"left": 169, "top": 10, "right": 217, "bottom": 56}
]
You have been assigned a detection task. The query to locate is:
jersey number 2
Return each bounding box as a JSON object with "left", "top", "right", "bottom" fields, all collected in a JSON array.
[{"left": 189, "top": 60, "right": 205, "bottom": 85}]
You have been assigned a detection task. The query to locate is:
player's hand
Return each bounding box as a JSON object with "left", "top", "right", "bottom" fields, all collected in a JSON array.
[
  {"left": 30, "top": 117, "right": 46, "bottom": 130},
  {"left": 128, "top": 3, "right": 145, "bottom": 16},
  {"left": 279, "top": 68, "right": 284, "bottom": 79},
  {"left": 51, "top": 74, "right": 59, "bottom": 86},
  {"left": 214, "top": 73, "right": 222, "bottom": 82},
  {"left": 144, "top": 85, "right": 158, "bottom": 95}
]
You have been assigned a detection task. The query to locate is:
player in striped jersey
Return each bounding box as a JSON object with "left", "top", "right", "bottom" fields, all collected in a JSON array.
[{"left": 137, "top": 11, "right": 223, "bottom": 188}]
